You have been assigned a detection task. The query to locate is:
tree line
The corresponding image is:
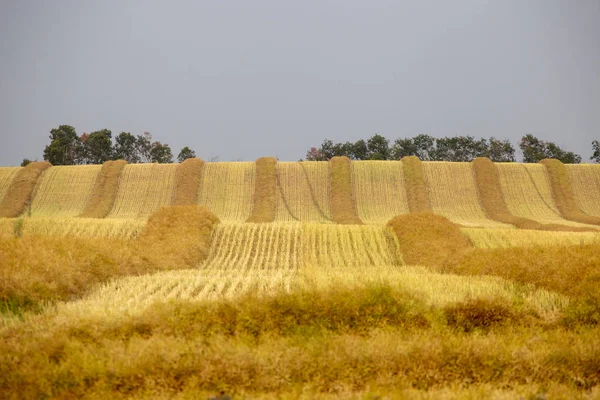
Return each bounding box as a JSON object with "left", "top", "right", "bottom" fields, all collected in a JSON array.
[
  {"left": 22, "top": 125, "right": 196, "bottom": 166},
  {"left": 305, "top": 134, "right": 600, "bottom": 164}
]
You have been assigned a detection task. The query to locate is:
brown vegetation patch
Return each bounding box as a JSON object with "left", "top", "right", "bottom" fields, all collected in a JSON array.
[
  {"left": 329, "top": 156, "right": 362, "bottom": 224},
  {"left": 540, "top": 158, "right": 600, "bottom": 226},
  {"left": 247, "top": 157, "right": 277, "bottom": 223},
  {"left": 401, "top": 156, "right": 431, "bottom": 213},
  {"left": 472, "top": 157, "right": 596, "bottom": 232},
  {"left": 0, "top": 161, "right": 52, "bottom": 218},
  {"left": 78, "top": 160, "right": 127, "bottom": 218},
  {"left": 0, "top": 206, "right": 219, "bottom": 308},
  {"left": 173, "top": 158, "right": 205, "bottom": 205}
]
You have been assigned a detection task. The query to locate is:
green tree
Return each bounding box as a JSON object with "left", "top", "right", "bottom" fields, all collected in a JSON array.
[
  {"left": 592, "top": 140, "right": 600, "bottom": 163},
  {"left": 80, "top": 129, "right": 113, "bottom": 164},
  {"left": 43, "top": 125, "right": 81, "bottom": 165},
  {"left": 487, "top": 137, "right": 516, "bottom": 162},
  {"left": 114, "top": 132, "right": 141, "bottom": 163},
  {"left": 436, "top": 136, "right": 489, "bottom": 162},
  {"left": 21, "top": 158, "right": 32, "bottom": 167},
  {"left": 150, "top": 141, "right": 173, "bottom": 163},
  {"left": 520, "top": 134, "right": 581, "bottom": 164},
  {"left": 366, "top": 134, "right": 390, "bottom": 160},
  {"left": 177, "top": 146, "right": 196, "bottom": 162},
  {"left": 136, "top": 132, "right": 153, "bottom": 163}
]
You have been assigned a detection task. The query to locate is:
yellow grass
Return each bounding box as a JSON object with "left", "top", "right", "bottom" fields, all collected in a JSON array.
[
  {"left": 329, "top": 156, "right": 363, "bottom": 224},
  {"left": 497, "top": 163, "right": 599, "bottom": 229},
  {"left": 78, "top": 160, "right": 127, "bottom": 218},
  {"left": 462, "top": 228, "right": 600, "bottom": 249},
  {"left": 0, "top": 217, "right": 145, "bottom": 239},
  {"left": 275, "top": 161, "right": 333, "bottom": 223},
  {"left": 173, "top": 158, "right": 204, "bottom": 205},
  {"left": 0, "top": 161, "right": 52, "bottom": 218},
  {"left": 401, "top": 156, "right": 431, "bottom": 213},
  {"left": 197, "top": 162, "right": 256, "bottom": 222},
  {"left": 351, "top": 160, "right": 410, "bottom": 224},
  {"left": 0, "top": 167, "right": 20, "bottom": 205},
  {"left": 247, "top": 157, "right": 277, "bottom": 223},
  {"left": 107, "top": 163, "right": 177, "bottom": 219},
  {"left": 566, "top": 164, "right": 600, "bottom": 217},
  {"left": 28, "top": 165, "right": 101, "bottom": 217},
  {"left": 540, "top": 159, "right": 600, "bottom": 225},
  {"left": 423, "top": 162, "right": 512, "bottom": 228}
]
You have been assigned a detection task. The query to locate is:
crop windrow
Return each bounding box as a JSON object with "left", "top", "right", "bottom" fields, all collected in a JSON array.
[
  {"left": 0, "top": 161, "right": 52, "bottom": 218},
  {"left": 247, "top": 157, "right": 277, "bottom": 223},
  {"left": 173, "top": 158, "right": 205, "bottom": 206},
  {"left": 472, "top": 157, "right": 596, "bottom": 232},
  {"left": 540, "top": 158, "right": 600, "bottom": 226},
  {"left": 401, "top": 156, "right": 431, "bottom": 213},
  {"left": 329, "top": 156, "right": 363, "bottom": 224},
  {"left": 78, "top": 160, "right": 127, "bottom": 218}
]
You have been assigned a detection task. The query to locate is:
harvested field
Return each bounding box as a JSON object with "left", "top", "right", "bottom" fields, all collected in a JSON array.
[
  {"left": 462, "top": 227, "right": 600, "bottom": 249},
  {"left": 566, "top": 164, "right": 600, "bottom": 217},
  {"left": 0, "top": 167, "right": 20, "bottom": 205}
]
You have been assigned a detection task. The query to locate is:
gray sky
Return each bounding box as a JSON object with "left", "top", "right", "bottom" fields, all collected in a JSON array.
[{"left": 1, "top": 0, "right": 599, "bottom": 166}]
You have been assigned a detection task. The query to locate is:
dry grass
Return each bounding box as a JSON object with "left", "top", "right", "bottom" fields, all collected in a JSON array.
[
  {"left": 79, "top": 160, "right": 127, "bottom": 218},
  {"left": 107, "top": 163, "right": 177, "bottom": 219},
  {"left": 329, "top": 156, "right": 363, "bottom": 224},
  {"left": 0, "top": 206, "right": 219, "bottom": 308},
  {"left": 387, "top": 213, "right": 471, "bottom": 268},
  {"left": 247, "top": 157, "right": 277, "bottom": 223},
  {"left": 29, "top": 165, "right": 101, "bottom": 217},
  {"left": 0, "top": 167, "right": 21, "bottom": 206},
  {"left": 541, "top": 159, "right": 600, "bottom": 225},
  {"left": 0, "top": 217, "right": 145, "bottom": 239},
  {"left": 173, "top": 158, "right": 204, "bottom": 206},
  {"left": 423, "top": 162, "right": 511, "bottom": 228},
  {"left": 463, "top": 227, "right": 600, "bottom": 249},
  {"left": 566, "top": 164, "right": 600, "bottom": 217},
  {"left": 472, "top": 158, "right": 595, "bottom": 232},
  {"left": 351, "top": 160, "right": 410, "bottom": 224},
  {"left": 198, "top": 161, "right": 256, "bottom": 221},
  {"left": 401, "top": 156, "right": 431, "bottom": 213},
  {"left": 0, "top": 161, "right": 51, "bottom": 218},
  {"left": 275, "top": 161, "right": 333, "bottom": 222},
  {"left": 496, "top": 162, "right": 598, "bottom": 230}
]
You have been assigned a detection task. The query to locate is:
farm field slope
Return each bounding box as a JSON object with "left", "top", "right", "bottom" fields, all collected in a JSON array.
[
  {"left": 497, "top": 163, "right": 598, "bottom": 229},
  {"left": 107, "top": 164, "right": 177, "bottom": 219},
  {"left": 0, "top": 167, "right": 20, "bottom": 205},
  {"left": 197, "top": 162, "right": 255, "bottom": 221},
  {"left": 29, "top": 165, "right": 101, "bottom": 217},
  {"left": 565, "top": 164, "right": 600, "bottom": 217},
  {"left": 275, "top": 161, "right": 333, "bottom": 223},
  {"left": 423, "top": 162, "right": 512, "bottom": 228},
  {"left": 462, "top": 227, "right": 600, "bottom": 249},
  {"left": 351, "top": 160, "right": 410, "bottom": 224}
]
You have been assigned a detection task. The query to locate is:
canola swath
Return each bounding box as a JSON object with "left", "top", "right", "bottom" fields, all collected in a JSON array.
[
  {"left": 29, "top": 165, "right": 101, "bottom": 217},
  {"left": 275, "top": 161, "right": 333, "bottom": 223},
  {"left": 0, "top": 167, "right": 21, "bottom": 206},
  {"left": 351, "top": 161, "right": 410, "bottom": 224},
  {"left": 497, "top": 163, "right": 598, "bottom": 228},
  {"left": 107, "top": 164, "right": 177, "bottom": 219},
  {"left": 565, "top": 164, "right": 600, "bottom": 217},
  {"left": 197, "top": 162, "right": 255, "bottom": 222},
  {"left": 423, "top": 162, "right": 511, "bottom": 228}
]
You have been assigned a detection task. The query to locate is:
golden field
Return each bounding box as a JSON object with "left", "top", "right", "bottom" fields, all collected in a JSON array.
[{"left": 0, "top": 158, "right": 600, "bottom": 399}]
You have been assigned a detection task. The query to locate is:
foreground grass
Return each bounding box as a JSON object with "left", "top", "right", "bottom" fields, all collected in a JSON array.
[{"left": 0, "top": 285, "right": 598, "bottom": 399}]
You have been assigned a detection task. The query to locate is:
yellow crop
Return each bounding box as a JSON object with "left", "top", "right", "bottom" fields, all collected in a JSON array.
[
  {"left": 462, "top": 227, "right": 600, "bottom": 249},
  {"left": 422, "top": 162, "right": 511, "bottom": 228},
  {"left": 497, "top": 163, "right": 597, "bottom": 228},
  {"left": 351, "top": 161, "right": 410, "bottom": 224},
  {"left": 565, "top": 164, "right": 600, "bottom": 217},
  {"left": 107, "top": 163, "right": 177, "bottom": 219},
  {"left": 275, "top": 161, "right": 333, "bottom": 223},
  {"left": 28, "top": 165, "right": 101, "bottom": 217},
  {"left": 0, "top": 167, "right": 20, "bottom": 205},
  {"left": 197, "top": 162, "right": 256, "bottom": 221},
  {"left": 0, "top": 217, "right": 145, "bottom": 239}
]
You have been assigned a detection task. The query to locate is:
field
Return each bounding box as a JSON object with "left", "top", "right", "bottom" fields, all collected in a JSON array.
[{"left": 1, "top": 157, "right": 600, "bottom": 399}]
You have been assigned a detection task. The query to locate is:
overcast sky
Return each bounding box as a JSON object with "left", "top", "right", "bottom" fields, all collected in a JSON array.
[{"left": 1, "top": 0, "right": 599, "bottom": 166}]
